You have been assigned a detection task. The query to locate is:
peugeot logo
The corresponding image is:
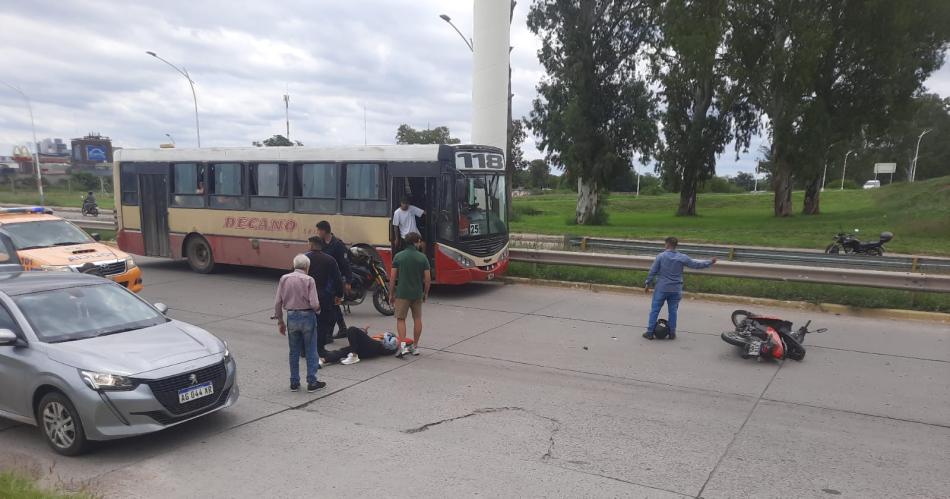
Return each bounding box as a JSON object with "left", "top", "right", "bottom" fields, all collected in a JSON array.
[{"left": 188, "top": 374, "right": 198, "bottom": 385}]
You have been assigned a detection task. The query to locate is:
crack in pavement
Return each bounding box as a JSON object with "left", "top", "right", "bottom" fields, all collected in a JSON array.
[{"left": 403, "top": 406, "right": 561, "bottom": 464}]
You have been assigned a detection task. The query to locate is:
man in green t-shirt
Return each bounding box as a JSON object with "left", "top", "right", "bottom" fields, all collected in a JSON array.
[{"left": 388, "top": 232, "right": 431, "bottom": 357}]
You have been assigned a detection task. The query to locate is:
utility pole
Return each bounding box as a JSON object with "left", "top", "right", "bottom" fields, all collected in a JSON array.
[
  {"left": 363, "top": 105, "right": 367, "bottom": 145},
  {"left": 1, "top": 81, "right": 44, "bottom": 205},
  {"left": 283, "top": 92, "right": 290, "bottom": 140}
]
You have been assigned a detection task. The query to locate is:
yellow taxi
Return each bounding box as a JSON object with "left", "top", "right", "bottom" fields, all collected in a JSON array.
[{"left": 0, "top": 207, "right": 143, "bottom": 292}]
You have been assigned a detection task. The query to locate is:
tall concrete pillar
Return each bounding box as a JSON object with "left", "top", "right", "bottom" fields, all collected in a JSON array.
[{"left": 471, "top": 0, "right": 511, "bottom": 154}]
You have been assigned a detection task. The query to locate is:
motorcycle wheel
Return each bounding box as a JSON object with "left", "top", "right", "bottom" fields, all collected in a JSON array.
[
  {"left": 373, "top": 287, "right": 395, "bottom": 316},
  {"left": 866, "top": 247, "right": 883, "bottom": 257},
  {"left": 825, "top": 244, "right": 840, "bottom": 254},
  {"left": 731, "top": 310, "right": 752, "bottom": 328},
  {"left": 721, "top": 330, "right": 752, "bottom": 347}
]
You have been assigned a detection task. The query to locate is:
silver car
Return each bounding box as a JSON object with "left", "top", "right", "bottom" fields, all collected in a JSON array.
[{"left": 0, "top": 271, "right": 238, "bottom": 455}]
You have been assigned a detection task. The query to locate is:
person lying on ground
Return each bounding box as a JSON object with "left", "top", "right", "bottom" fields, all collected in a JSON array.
[{"left": 322, "top": 326, "right": 412, "bottom": 365}]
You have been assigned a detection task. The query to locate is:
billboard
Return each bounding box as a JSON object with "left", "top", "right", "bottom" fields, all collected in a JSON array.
[
  {"left": 85, "top": 145, "right": 108, "bottom": 162},
  {"left": 873, "top": 163, "right": 897, "bottom": 174}
]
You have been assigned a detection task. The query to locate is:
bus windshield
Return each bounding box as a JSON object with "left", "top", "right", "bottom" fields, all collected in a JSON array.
[{"left": 456, "top": 174, "right": 507, "bottom": 238}]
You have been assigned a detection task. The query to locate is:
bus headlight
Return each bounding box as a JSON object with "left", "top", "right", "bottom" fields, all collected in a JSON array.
[{"left": 438, "top": 245, "right": 475, "bottom": 268}]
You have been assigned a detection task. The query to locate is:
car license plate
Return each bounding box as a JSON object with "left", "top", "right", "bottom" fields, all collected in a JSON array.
[
  {"left": 178, "top": 381, "right": 213, "bottom": 404},
  {"left": 747, "top": 340, "right": 761, "bottom": 356}
]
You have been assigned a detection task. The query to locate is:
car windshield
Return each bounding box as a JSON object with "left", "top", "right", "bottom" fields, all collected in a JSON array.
[
  {"left": 13, "top": 284, "right": 166, "bottom": 343},
  {"left": 2, "top": 220, "right": 92, "bottom": 250},
  {"left": 456, "top": 174, "right": 508, "bottom": 238}
]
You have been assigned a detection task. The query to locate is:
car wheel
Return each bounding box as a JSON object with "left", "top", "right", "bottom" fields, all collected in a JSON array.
[
  {"left": 38, "top": 392, "right": 89, "bottom": 456},
  {"left": 186, "top": 236, "right": 216, "bottom": 274}
]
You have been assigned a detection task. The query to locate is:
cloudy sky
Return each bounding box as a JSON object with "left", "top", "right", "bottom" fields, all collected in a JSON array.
[{"left": 1, "top": 0, "right": 948, "bottom": 176}]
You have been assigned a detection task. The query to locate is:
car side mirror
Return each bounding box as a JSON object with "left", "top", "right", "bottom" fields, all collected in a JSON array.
[
  {"left": 0, "top": 329, "right": 20, "bottom": 346},
  {"left": 91, "top": 233, "right": 101, "bottom": 241},
  {"left": 154, "top": 303, "right": 169, "bottom": 314}
]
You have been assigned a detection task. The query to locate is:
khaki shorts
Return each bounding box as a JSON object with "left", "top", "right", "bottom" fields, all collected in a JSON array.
[{"left": 394, "top": 298, "right": 423, "bottom": 320}]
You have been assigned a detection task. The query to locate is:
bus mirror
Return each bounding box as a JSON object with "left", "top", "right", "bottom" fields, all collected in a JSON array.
[{"left": 91, "top": 233, "right": 101, "bottom": 241}]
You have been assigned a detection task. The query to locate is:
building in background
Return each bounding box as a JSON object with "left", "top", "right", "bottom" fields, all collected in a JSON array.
[
  {"left": 36, "top": 138, "right": 69, "bottom": 156},
  {"left": 70, "top": 133, "right": 113, "bottom": 176}
]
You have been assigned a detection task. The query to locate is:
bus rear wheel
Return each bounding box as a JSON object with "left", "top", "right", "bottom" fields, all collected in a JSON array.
[{"left": 185, "top": 236, "right": 216, "bottom": 274}]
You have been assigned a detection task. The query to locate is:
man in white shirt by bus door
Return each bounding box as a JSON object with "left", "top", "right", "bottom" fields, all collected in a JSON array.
[{"left": 392, "top": 197, "right": 424, "bottom": 251}]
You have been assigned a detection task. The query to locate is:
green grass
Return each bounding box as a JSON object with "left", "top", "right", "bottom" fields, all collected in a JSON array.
[
  {"left": 0, "top": 188, "right": 114, "bottom": 210},
  {"left": 0, "top": 470, "right": 95, "bottom": 499},
  {"left": 509, "top": 262, "right": 950, "bottom": 313},
  {"left": 511, "top": 177, "right": 950, "bottom": 256}
]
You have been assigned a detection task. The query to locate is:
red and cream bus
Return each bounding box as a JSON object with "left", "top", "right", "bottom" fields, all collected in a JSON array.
[{"left": 112, "top": 144, "right": 509, "bottom": 284}]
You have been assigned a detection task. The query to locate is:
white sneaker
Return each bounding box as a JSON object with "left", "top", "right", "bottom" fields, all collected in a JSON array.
[
  {"left": 318, "top": 358, "right": 326, "bottom": 368},
  {"left": 395, "top": 341, "right": 408, "bottom": 358},
  {"left": 341, "top": 353, "right": 361, "bottom": 365},
  {"left": 408, "top": 344, "right": 419, "bottom": 356}
]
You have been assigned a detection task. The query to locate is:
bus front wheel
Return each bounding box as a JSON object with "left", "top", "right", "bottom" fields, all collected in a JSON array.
[{"left": 185, "top": 236, "right": 216, "bottom": 274}]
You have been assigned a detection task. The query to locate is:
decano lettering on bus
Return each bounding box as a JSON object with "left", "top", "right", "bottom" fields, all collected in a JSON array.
[{"left": 223, "top": 216, "right": 296, "bottom": 232}]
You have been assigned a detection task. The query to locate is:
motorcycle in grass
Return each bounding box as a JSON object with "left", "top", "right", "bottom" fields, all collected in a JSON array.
[
  {"left": 824, "top": 229, "right": 893, "bottom": 256},
  {"left": 343, "top": 244, "right": 394, "bottom": 316},
  {"left": 721, "top": 310, "right": 826, "bottom": 361}
]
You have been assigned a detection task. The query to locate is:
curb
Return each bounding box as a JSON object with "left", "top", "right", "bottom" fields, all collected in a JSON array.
[{"left": 499, "top": 276, "right": 950, "bottom": 324}]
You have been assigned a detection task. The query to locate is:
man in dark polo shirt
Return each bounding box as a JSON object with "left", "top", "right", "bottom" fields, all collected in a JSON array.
[{"left": 388, "top": 232, "right": 430, "bottom": 357}]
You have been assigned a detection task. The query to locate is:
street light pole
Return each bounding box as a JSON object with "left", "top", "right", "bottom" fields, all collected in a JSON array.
[
  {"left": 821, "top": 142, "right": 837, "bottom": 192},
  {"left": 439, "top": 14, "right": 474, "bottom": 52},
  {"left": 165, "top": 133, "right": 176, "bottom": 145},
  {"left": 283, "top": 93, "right": 290, "bottom": 140},
  {"left": 910, "top": 128, "right": 932, "bottom": 182},
  {"left": 840, "top": 149, "right": 855, "bottom": 190},
  {"left": 1, "top": 80, "right": 44, "bottom": 205},
  {"left": 146, "top": 51, "right": 201, "bottom": 147}
]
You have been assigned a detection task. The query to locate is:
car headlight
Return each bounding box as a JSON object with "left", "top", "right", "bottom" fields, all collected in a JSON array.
[
  {"left": 222, "top": 341, "right": 231, "bottom": 360},
  {"left": 41, "top": 264, "right": 76, "bottom": 272},
  {"left": 438, "top": 245, "right": 475, "bottom": 268},
  {"left": 125, "top": 257, "right": 137, "bottom": 269},
  {"left": 80, "top": 370, "right": 137, "bottom": 391}
]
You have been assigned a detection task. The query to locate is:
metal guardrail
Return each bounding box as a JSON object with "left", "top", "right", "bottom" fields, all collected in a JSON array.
[
  {"left": 509, "top": 248, "right": 950, "bottom": 293},
  {"left": 72, "top": 219, "right": 116, "bottom": 230},
  {"left": 510, "top": 233, "right": 950, "bottom": 275}
]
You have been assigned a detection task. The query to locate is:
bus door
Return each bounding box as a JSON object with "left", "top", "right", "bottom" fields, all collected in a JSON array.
[
  {"left": 138, "top": 172, "right": 171, "bottom": 257},
  {"left": 391, "top": 176, "right": 437, "bottom": 262}
]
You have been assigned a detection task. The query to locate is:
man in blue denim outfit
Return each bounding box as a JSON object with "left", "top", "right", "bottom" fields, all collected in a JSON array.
[
  {"left": 274, "top": 254, "right": 325, "bottom": 392},
  {"left": 643, "top": 237, "right": 717, "bottom": 340}
]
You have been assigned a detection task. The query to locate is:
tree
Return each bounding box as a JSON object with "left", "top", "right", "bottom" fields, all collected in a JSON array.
[
  {"left": 858, "top": 94, "right": 950, "bottom": 183},
  {"left": 508, "top": 119, "right": 528, "bottom": 172},
  {"left": 253, "top": 135, "right": 302, "bottom": 147},
  {"left": 725, "top": 0, "right": 950, "bottom": 216},
  {"left": 731, "top": 171, "right": 756, "bottom": 191},
  {"left": 653, "top": 0, "right": 750, "bottom": 216},
  {"left": 528, "top": 0, "right": 658, "bottom": 224},
  {"left": 394, "top": 124, "right": 460, "bottom": 145},
  {"left": 528, "top": 159, "right": 550, "bottom": 189}
]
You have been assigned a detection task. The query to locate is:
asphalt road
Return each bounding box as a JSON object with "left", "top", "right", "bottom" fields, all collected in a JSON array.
[{"left": 1, "top": 257, "right": 948, "bottom": 498}]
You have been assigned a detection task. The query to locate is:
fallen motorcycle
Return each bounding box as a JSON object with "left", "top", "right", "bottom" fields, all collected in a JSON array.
[{"left": 721, "top": 310, "right": 826, "bottom": 361}]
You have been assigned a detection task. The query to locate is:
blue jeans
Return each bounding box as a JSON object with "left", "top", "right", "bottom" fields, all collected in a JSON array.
[
  {"left": 286, "top": 310, "right": 318, "bottom": 385},
  {"left": 647, "top": 290, "right": 681, "bottom": 335}
]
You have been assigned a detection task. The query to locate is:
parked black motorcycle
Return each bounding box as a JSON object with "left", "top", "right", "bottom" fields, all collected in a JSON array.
[
  {"left": 824, "top": 230, "right": 892, "bottom": 256},
  {"left": 343, "top": 245, "right": 394, "bottom": 316}
]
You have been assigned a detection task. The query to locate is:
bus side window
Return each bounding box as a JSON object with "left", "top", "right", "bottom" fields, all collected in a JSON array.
[
  {"left": 171, "top": 163, "right": 205, "bottom": 208},
  {"left": 342, "top": 163, "right": 386, "bottom": 216},
  {"left": 209, "top": 163, "right": 246, "bottom": 210},
  {"left": 293, "top": 163, "right": 338, "bottom": 214},
  {"left": 249, "top": 163, "right": 289, "bottom": 212},
  {"left": 120, "top": 163, "right": 138, "bottom": 205}
]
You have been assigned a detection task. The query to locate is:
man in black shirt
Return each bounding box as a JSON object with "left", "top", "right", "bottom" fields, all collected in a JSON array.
[
  {"left": 305, "top": 236, "right": 344, "bottom": 357},
  {"left": 316, "top": 221, "right": 352, "bottom": 338}
]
